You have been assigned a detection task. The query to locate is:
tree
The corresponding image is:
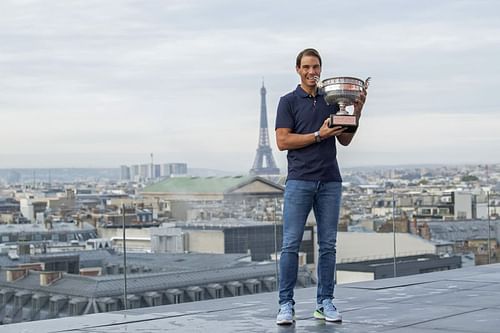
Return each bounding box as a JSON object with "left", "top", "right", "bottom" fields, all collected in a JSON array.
[{"left": 461, "top": 174, "right": 479, "bottom": 182}]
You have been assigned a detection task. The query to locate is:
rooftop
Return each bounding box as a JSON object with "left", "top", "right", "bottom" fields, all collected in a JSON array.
[
  {"left": 142, "top": 176, "right": 253, "bottom": 194},
  {"left": 5, "top": 263, "right": 500, "bottom": 332},
  {"left": 0, "top": 222, "right": 95, "bottom": 234},
  {"left": 141, "top": 175, "right": 284, "bottom": 196},
  {"left": 425, "top": 220, "right": 500, "bottom": 242}
]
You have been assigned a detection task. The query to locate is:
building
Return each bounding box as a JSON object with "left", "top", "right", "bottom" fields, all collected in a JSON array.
[
  {"left": 164, "top": 163, "right": 187, "bottom": 176},
  {"left": 121, "top": 163, "right": 187, "bottom": 182},
  {"left": 178, "top": 219, "right": 314, "bottom": 262},
  {"left": 0, "top": 223, "right": 97, "bottom": 249},
  {"left": 19, "top": 199, "right": 47, "bottom": 223},
  {"left": 0, "top": 251, "right": 314, "bottom": 324},
  {"left": 119, "top": 166, "right": 130, "bottom": 181},
  {"left": 454, "top": 191, "right": 473, "bottom": 219},
  {"left": 336, "top": 253, "right": 461, "bottom": 283},
  {"left": 310, "top": 231, "right": 454, "bottom": 283},
  {"left": 423, "top": 220, "right": 500, "bottom": 264},
  {"left": 150, "top": 223, "right": 184, "bottom": 253},
  {"left": 141, "top": 176, "right": 284, "bottom": 221}
]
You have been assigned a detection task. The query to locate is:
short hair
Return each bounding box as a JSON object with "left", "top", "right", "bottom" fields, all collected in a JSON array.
[{"left": 296, "top": 48, "right": 322, "bottom": 68}]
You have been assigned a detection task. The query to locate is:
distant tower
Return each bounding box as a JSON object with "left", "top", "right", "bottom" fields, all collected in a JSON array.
[{"left": 250, "top": 81, "right": 280, "bottom": 176}]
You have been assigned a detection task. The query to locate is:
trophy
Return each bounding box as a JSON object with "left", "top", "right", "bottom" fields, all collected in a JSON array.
[{"left": 316, "top": 76, "right": 371, "bottom": 133}]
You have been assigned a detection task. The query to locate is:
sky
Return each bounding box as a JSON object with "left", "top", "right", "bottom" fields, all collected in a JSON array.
[{"left": 0, "top": 0, "right": 499, "bottom": 172}]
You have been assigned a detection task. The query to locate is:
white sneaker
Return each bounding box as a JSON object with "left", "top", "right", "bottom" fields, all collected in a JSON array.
[{"left": 313, "top": 298, "right": 342, "bottom": 322}]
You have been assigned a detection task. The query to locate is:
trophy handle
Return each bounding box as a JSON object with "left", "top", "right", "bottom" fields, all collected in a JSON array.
[
  {"left": 314, "top": 76, "right": 323, "bottom": 89},
  {"left": 364, "top": 77, "right": 371, "bottom": 89}
]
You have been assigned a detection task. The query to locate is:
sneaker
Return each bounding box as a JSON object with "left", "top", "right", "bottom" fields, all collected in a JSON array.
[
  {"left": 276, "top": 301, "right": 295, "bottom": 325},
  {"left": 313, "top": 298, "right": 342, "bottom": 322}
]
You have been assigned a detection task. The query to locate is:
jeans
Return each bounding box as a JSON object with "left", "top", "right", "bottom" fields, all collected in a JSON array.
[{"left": 278, "top": 180, "right": 342, "bottom": 305}]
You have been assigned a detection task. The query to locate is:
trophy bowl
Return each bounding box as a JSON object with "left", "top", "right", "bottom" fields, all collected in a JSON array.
[
  {"left": 318, "top": 76, "right": 370, "bottom": 113},
  {"left": 317, "top": 76, "right": 371, "bottom": 132}
]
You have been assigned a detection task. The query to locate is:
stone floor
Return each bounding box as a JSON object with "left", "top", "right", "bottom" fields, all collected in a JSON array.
[{"left": 5, "top": 263, "right": 500, "bottom": 333}]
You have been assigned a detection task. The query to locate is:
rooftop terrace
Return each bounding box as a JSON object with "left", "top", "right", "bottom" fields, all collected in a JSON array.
[{"left": 5, "top": 263, "right": 500, "bottom": 333}]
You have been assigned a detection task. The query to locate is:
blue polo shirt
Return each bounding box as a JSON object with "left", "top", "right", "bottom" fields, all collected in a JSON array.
[{"left": 275, "top": 85, "right": 342, "bottom": 182}]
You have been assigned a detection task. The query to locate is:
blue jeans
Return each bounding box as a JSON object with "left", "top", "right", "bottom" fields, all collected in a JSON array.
[{"left": 279, "top": 180, "right": 342, "bottom": 305}]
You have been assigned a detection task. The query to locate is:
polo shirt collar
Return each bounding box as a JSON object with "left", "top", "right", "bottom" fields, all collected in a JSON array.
[{"left": 295, "top": 84, "right": 324, "bottom": 98}]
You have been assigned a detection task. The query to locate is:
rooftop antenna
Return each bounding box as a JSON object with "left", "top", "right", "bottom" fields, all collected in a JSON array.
[
  {"left": 274, "top": 197, "right": 279, "bottom": 288},
  {"left": 392, "top": 189, "right": 397, "bottom": 277},
  {"left": 150, "top": 153, "right": 154, "bottom": 180},
  {"left": 486, "top": 164, "right": 491, "bottom": 264},
  {"left": 122, "top": 203, "right": 128, "bottom": 309},
  {"left": 488, "top": 191, "right": 491, "bottom": 264}
]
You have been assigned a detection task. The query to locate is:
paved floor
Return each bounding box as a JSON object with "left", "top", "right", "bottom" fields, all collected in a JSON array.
[{"left": 5, "top": 263, "right": 500, "bottom": 333}]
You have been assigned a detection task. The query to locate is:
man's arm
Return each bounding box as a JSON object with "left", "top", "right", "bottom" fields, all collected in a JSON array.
[
  {"left": 275, "top": 128, "right": 316, "bottom": 151},
  {"left": 337, "top": 89, "right": 367, "bottom": 146},
  {"left": 276, "top": 122, "right": 346, "bottom": 151},
  {"left": 337, "top": 119, "right": 358, "bottom": 146}
]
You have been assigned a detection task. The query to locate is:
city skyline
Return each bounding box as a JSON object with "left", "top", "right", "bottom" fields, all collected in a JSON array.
[{"left": 1, "top": 0, "right": 499, "bottom": 172}]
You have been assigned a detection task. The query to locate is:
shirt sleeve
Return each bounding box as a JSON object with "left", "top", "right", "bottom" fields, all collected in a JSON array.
[{"left": 275, "top": 96, "right": 294, "bottom": 130}]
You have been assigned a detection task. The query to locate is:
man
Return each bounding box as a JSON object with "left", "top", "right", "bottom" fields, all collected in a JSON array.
[{"left": 275, "top": 48, "right": 366, "bottom": 325}]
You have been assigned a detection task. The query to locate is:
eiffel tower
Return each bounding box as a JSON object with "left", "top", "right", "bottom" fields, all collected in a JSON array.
[{"left": 250, "top": 81, "right": 280, "bottom": 176}]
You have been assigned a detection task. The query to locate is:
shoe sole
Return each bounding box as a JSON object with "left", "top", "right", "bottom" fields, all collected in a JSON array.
[
  {"left": 276, "top": 317, "right": 295, "bottom": 325},
  {"left": 314, "top": 310, "right": 342, "bottom": 322},
  {"left": 325, "top": 317, "right": 342, "bottom": 322}
]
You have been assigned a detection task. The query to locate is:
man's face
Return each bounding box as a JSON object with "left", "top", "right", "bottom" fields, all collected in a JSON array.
[{"left": 296, "top": 55, "right": 321, "bottom": 89}]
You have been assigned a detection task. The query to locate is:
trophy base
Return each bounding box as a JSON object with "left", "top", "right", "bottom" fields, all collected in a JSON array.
[{"left": 328, "top": 114, "right": 358, "bottom": 133}]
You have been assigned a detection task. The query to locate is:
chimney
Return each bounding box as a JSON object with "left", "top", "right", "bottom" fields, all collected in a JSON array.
[
  {"left": 44, "top": 218, "right": 53, "bottom": 230},
  {"left": 421, "top": 222, "right": 431, "bottom": 240},
  {"left": 66, "top": 188, "right": 75, "bottom": 199},
  {"left": 76, "top": 214, "right": 84, "bottom": 229},
  {"left": 79, "top": 267, "right": 102, "bottom": 277},
  {"left": 6, "top": 268, "right": 28, "bottom": 282},
  {"left": 40, "top": 271, "right": 63, "bottom": 286},
  {"left": 411, "top": 216, "right": 418, "bottom": 234}
]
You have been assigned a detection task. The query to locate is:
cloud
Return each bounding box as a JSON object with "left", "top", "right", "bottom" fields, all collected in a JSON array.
[{"left": 0, "top": 0, "right": 499, "bottom": 170}]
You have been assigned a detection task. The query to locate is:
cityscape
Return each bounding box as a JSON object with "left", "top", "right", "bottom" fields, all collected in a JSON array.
[
  {"left": 1, "top": 1, "right": 500, "bottom": 331},
  {"left": 0, "top": 81, "right": 498, "bottom": 327}
]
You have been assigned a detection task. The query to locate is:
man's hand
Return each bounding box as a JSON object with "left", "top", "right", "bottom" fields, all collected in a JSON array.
[
  {"left": 353, "top": 89, "right": 367, "bottom": 116},
  {"left": 318, "top": 118, "right": 346, "bottom": 139}
]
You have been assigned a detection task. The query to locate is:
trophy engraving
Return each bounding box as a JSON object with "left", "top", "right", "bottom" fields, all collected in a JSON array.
[{"left": 317, "top": 76, "right": 371, "bottom": 133}]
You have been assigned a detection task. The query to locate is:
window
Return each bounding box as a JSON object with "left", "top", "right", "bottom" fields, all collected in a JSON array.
[
  {"left": 32, "top": 300, "right": 40, "bottom": 312},
  {"left": 49, "top": 301, "right": 58, "bottom": 315},
  {"left": 421, "top": 208, "right": 431, "bottom": 215},
  {"left": 438, "top": 208, "right": 449, "bottom": 215},
  {"left": 69, "top": 303, "right": 78, "bottom": 316},
  {"left": 233, "top": 286, "right": 241, "bottom": 296},
  {"left": 106, "top": 303, "right": 117, "bottom": 312},
  {"left": 192, "top": 292, "right": 201, "bottom": 301}
]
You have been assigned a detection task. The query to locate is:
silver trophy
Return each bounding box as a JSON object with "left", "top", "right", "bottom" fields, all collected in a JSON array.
[{"left": 317, "top": 76, "right": 371, "bottom": 133}]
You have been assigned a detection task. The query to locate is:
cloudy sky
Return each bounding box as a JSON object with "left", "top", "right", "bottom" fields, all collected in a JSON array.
[{"left": 0, "top": 0, "right": 499, "bottom": 172}]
